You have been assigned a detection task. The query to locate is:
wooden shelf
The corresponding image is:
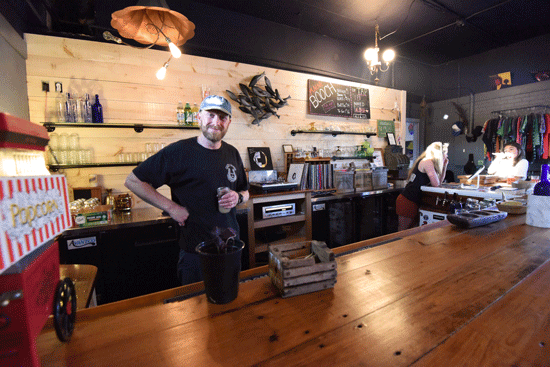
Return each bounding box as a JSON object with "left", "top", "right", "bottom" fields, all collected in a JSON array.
[
  {"left": 43, "top": 122, "right": 199, "bottom": 133},
  {"left": 253, "top": 214, "right": 306, "bottom": 229},
  {"left": 245, "top": 192, "right": 312, "bottom": 267}
]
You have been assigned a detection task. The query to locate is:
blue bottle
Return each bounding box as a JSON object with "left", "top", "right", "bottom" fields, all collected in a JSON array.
[
  {"left": 91, "top": 94, "right": 103, "bottom": 123},
  {"left": 534, "top": 164, "right": 550, "bottom": 196}
]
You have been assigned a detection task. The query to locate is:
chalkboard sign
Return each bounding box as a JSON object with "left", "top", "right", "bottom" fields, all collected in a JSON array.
[
  {"left": 307, "top": 80, "right": 370, "bottom": 119},
  {"left": 377, "top": 120, "right": 395, "bottom": 137}
]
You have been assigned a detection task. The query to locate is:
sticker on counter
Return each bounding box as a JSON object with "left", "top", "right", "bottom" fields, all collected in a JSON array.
[{"left": 67, "top": 236, "right": 97, "bottom": 250}]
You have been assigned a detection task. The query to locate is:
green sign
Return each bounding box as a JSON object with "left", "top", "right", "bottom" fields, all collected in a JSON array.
[{"left": 377, "top": 120, "right": 395, "bottom": 137}]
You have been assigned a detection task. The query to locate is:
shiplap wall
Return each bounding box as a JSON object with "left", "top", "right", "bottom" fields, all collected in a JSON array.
[{"left": 25, "top": 34, "right": 406, "bottom": 208}]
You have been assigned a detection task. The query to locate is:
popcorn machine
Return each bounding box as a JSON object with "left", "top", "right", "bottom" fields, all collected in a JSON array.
[{"left": 0, "top": 113, "right": 73, "bottom": 367}]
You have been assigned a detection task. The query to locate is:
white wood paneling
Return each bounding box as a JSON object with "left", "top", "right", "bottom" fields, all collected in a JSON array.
[{"left": 26, "top": 34, "right": 406, "bottom": 208}]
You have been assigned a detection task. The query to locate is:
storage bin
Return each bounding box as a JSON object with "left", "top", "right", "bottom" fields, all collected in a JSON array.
[
  {"left": 334, "top": 170, "right": 355, "bottom": 193},
  {"left": 372, "top": 167, "right": 388, "bottom": 189},
  {"left": 355, "top": 169, "right": 373, "bottom": 191}
]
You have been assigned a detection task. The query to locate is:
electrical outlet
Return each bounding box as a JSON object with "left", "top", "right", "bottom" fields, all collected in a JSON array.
[{"left": 42, "top": 81, "right": 50, "bottom": 92}]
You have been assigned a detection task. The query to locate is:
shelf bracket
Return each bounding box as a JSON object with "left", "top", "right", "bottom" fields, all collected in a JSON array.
[
  {"left": 133, "top": 124, "right": 144, "bottom": 133},
  {"left": 44, "top": 123, "right": 55, "bottom": 132}
]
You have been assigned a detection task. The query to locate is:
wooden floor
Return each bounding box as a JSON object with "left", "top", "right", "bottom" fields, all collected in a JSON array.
[{"left": 37, "top": 214, "right": 550, "bottom": 366}]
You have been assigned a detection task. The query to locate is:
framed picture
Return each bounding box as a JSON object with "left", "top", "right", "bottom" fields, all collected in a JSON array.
[
  {"left": 247, "top": 147, "right": 273, "bottom": 170},
  {"left": 386, "top": 132, "right": 396, "bottom": 145},
  {"left": 282, "top": 144, "right": 293, "bottom": 153},
  {"left": 372, "top": 148, "right": 384, "bottom": 167}
]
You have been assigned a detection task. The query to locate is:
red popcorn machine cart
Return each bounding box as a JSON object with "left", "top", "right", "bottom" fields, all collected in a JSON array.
[{"left": 0, "top": 113, "right": 73, "bottom": 367}]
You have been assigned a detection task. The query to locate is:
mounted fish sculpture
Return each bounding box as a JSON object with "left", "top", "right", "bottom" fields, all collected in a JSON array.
[{"left": 226, "top": 72, "right": 291, "bottom": 125}]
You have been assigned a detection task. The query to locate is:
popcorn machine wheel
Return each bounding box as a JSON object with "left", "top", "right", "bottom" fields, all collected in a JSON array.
[{"left": 53, "top": 277, "right": 76, "bottom": 342}]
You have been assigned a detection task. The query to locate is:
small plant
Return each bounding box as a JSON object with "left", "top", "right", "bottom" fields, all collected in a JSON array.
[{"left": 211, "top": 227, "right": 237, "bottom": 253}]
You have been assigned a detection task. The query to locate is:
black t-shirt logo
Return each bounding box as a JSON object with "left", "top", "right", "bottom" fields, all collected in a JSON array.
[{"left": 226, "top": 164, "right": 237, "bottom": 182}]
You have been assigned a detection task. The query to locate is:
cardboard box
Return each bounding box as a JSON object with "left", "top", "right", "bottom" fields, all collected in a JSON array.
[{"left": 73, "top": 205, "right": 113, "bottom": 227}]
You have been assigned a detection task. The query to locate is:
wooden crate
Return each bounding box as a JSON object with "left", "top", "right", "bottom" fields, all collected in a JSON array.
[{"left": 268, "top": 241, "right": 337, "bottom": 298}]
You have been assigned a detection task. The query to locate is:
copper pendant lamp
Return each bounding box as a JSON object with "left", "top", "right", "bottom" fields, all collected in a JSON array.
[{"left": 110, "top": 0, "right": 195, "bottom": 47}]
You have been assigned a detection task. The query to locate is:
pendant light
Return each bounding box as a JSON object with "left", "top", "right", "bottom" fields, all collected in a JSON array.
[{"left": 105, "top": 0, "right": 195, "bottom": 79}]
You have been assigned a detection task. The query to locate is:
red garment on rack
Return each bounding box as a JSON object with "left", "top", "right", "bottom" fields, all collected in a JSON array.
[{"left": 543, "top": 114, "right": 550, "bottom": 159}]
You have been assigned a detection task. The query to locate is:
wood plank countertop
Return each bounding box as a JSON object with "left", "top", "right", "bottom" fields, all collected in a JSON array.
[{"left": 37, "top": 214, "right": 550, "bottom": 366}]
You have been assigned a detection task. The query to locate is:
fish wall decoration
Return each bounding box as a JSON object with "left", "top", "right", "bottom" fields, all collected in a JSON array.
[{"left": 226, "top": 72, "right": 291, "bottom": 125}]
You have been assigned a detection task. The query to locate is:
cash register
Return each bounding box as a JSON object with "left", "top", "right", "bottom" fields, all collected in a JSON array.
[{"left": 384, "top": 144, "right": 410, "bottom": 179}]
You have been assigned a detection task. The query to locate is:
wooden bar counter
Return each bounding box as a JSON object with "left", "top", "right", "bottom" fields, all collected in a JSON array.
[{"left": 37, "top": 214, "right": 550, "bottom": 366}]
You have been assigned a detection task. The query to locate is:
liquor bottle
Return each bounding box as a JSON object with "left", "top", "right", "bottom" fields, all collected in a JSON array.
[
  {"left": 65, "top": 93, "right": 74, "bottom": 122},
  {"left": 191, "top": 103, "right": 199, "bottom": 125},
  {"left": 56, "top": 92, "right": 65, "bottom": 122},
  {"left": 184, "top": 103, "right": 192, "bottom": 125},
  {"left": 533, "top": 164, "right": 550, "bottom": 196},
  {"left": 83, "top": 93, "right": 93, "bottom": 123},
  {"left": 91, "top": 94, "right": 103, "bottom": 123},
  {"left": 176, "top": 101, "right": 185, "bottom": 125},
  {"left": 73, "top": 93, "right": 83, "bottom": 123}
]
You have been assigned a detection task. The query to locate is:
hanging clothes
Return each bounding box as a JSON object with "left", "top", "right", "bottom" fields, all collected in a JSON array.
[{"left": 484, "top": 110, "right": 550, "bottom": 166}]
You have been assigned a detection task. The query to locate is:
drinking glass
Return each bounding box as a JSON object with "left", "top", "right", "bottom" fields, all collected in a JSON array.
[
  {"left": 58, "top": 151, "right": 68, "bottom": 164},
  {"left": 59, "top": 133, "right": 69, "bottom": 151},
  {"left": 49, "top": 133, "right": 59, "bottom": 151}
]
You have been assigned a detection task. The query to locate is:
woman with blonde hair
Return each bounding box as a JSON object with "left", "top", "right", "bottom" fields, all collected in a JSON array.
[{"left": 396, "top": 142, "right": 449, "bottom": 231}]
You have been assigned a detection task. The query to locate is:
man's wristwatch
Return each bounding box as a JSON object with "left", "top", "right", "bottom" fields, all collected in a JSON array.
[{"left": 237, "top": 192, "right": 244, "bottom": 205}]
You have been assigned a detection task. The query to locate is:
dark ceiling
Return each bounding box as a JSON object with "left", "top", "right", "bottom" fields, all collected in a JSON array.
[{"left": 9, "top": 0, "right": 550, "bottom": 65}]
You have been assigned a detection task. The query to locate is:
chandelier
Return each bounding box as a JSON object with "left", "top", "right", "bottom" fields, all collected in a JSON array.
[
  {"left": 104, "top": 0, "right": 195, "bottom": 80},
  {"left": 364, "top": 24, "right": 395, "bottom": 84}
]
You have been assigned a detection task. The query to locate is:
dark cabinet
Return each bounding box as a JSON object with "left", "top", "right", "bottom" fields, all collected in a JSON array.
[
  {"left": 312, "top": 198, "right": 355, "bottom": 249},
  {"left": 312, "top": 190, "right": 401, "bottom": 249},
  {"left": 59, "top": 221, "right": 179, "bottom": 305}
]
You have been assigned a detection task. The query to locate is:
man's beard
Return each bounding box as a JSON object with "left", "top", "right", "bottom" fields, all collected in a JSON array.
[{"left": 201, "top": 124, "right": 227, "bottom": 143}]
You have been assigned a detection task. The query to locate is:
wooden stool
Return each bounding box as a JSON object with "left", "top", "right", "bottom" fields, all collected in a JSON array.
[{"left": 59, "top": 264, "right": 98, "bottom": 309}]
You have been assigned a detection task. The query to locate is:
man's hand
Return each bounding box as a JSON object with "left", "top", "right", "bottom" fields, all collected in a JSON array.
[
  {"left": 218, "top": 190, "right": 240, "bottom": 210},
  {"left": 167, "top": 204, "right": 190, "bottom": 226}
]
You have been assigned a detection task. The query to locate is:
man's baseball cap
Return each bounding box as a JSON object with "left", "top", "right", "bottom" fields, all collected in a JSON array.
[{"left": 199, "top": 95, "right": 232, "bottom": 116}]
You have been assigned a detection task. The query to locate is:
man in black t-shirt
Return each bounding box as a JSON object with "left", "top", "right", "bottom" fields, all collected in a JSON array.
[{"left": 125, "top": 95, "right": 249, "bottom": 285}]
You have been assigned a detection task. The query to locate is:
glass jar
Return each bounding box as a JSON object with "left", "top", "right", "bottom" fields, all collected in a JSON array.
[{"left": 114, "top": 193, "right": 132, "bottom": 211}]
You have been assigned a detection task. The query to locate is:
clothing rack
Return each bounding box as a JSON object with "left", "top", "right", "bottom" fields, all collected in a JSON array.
[{"left": 491, "top": 105, "right": 550, "bottom": 117}]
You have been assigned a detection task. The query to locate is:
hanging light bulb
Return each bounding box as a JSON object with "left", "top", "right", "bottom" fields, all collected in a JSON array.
[
  {"left": 156, "top": 61, "right": 169, "bottom": 80},
  {"left": 168, "top": 41, "right": 182, "bottom": 58},
  {"left": 382, "top": 49, "right": 395, "bottom": 62}
]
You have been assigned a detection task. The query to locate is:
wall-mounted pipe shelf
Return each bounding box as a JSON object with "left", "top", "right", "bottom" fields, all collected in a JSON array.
[
  {"left": 331, "top": 156, "right": 373, "bottom": 160},
  {"left": 290, "top": 130, "right": 376, "bottom": 137},
  {"left": 42, "top": 122, "right": 199, "bottom": 133},
  {"left": 48, "top": 162, "right": 139, "bottom": 172}
]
